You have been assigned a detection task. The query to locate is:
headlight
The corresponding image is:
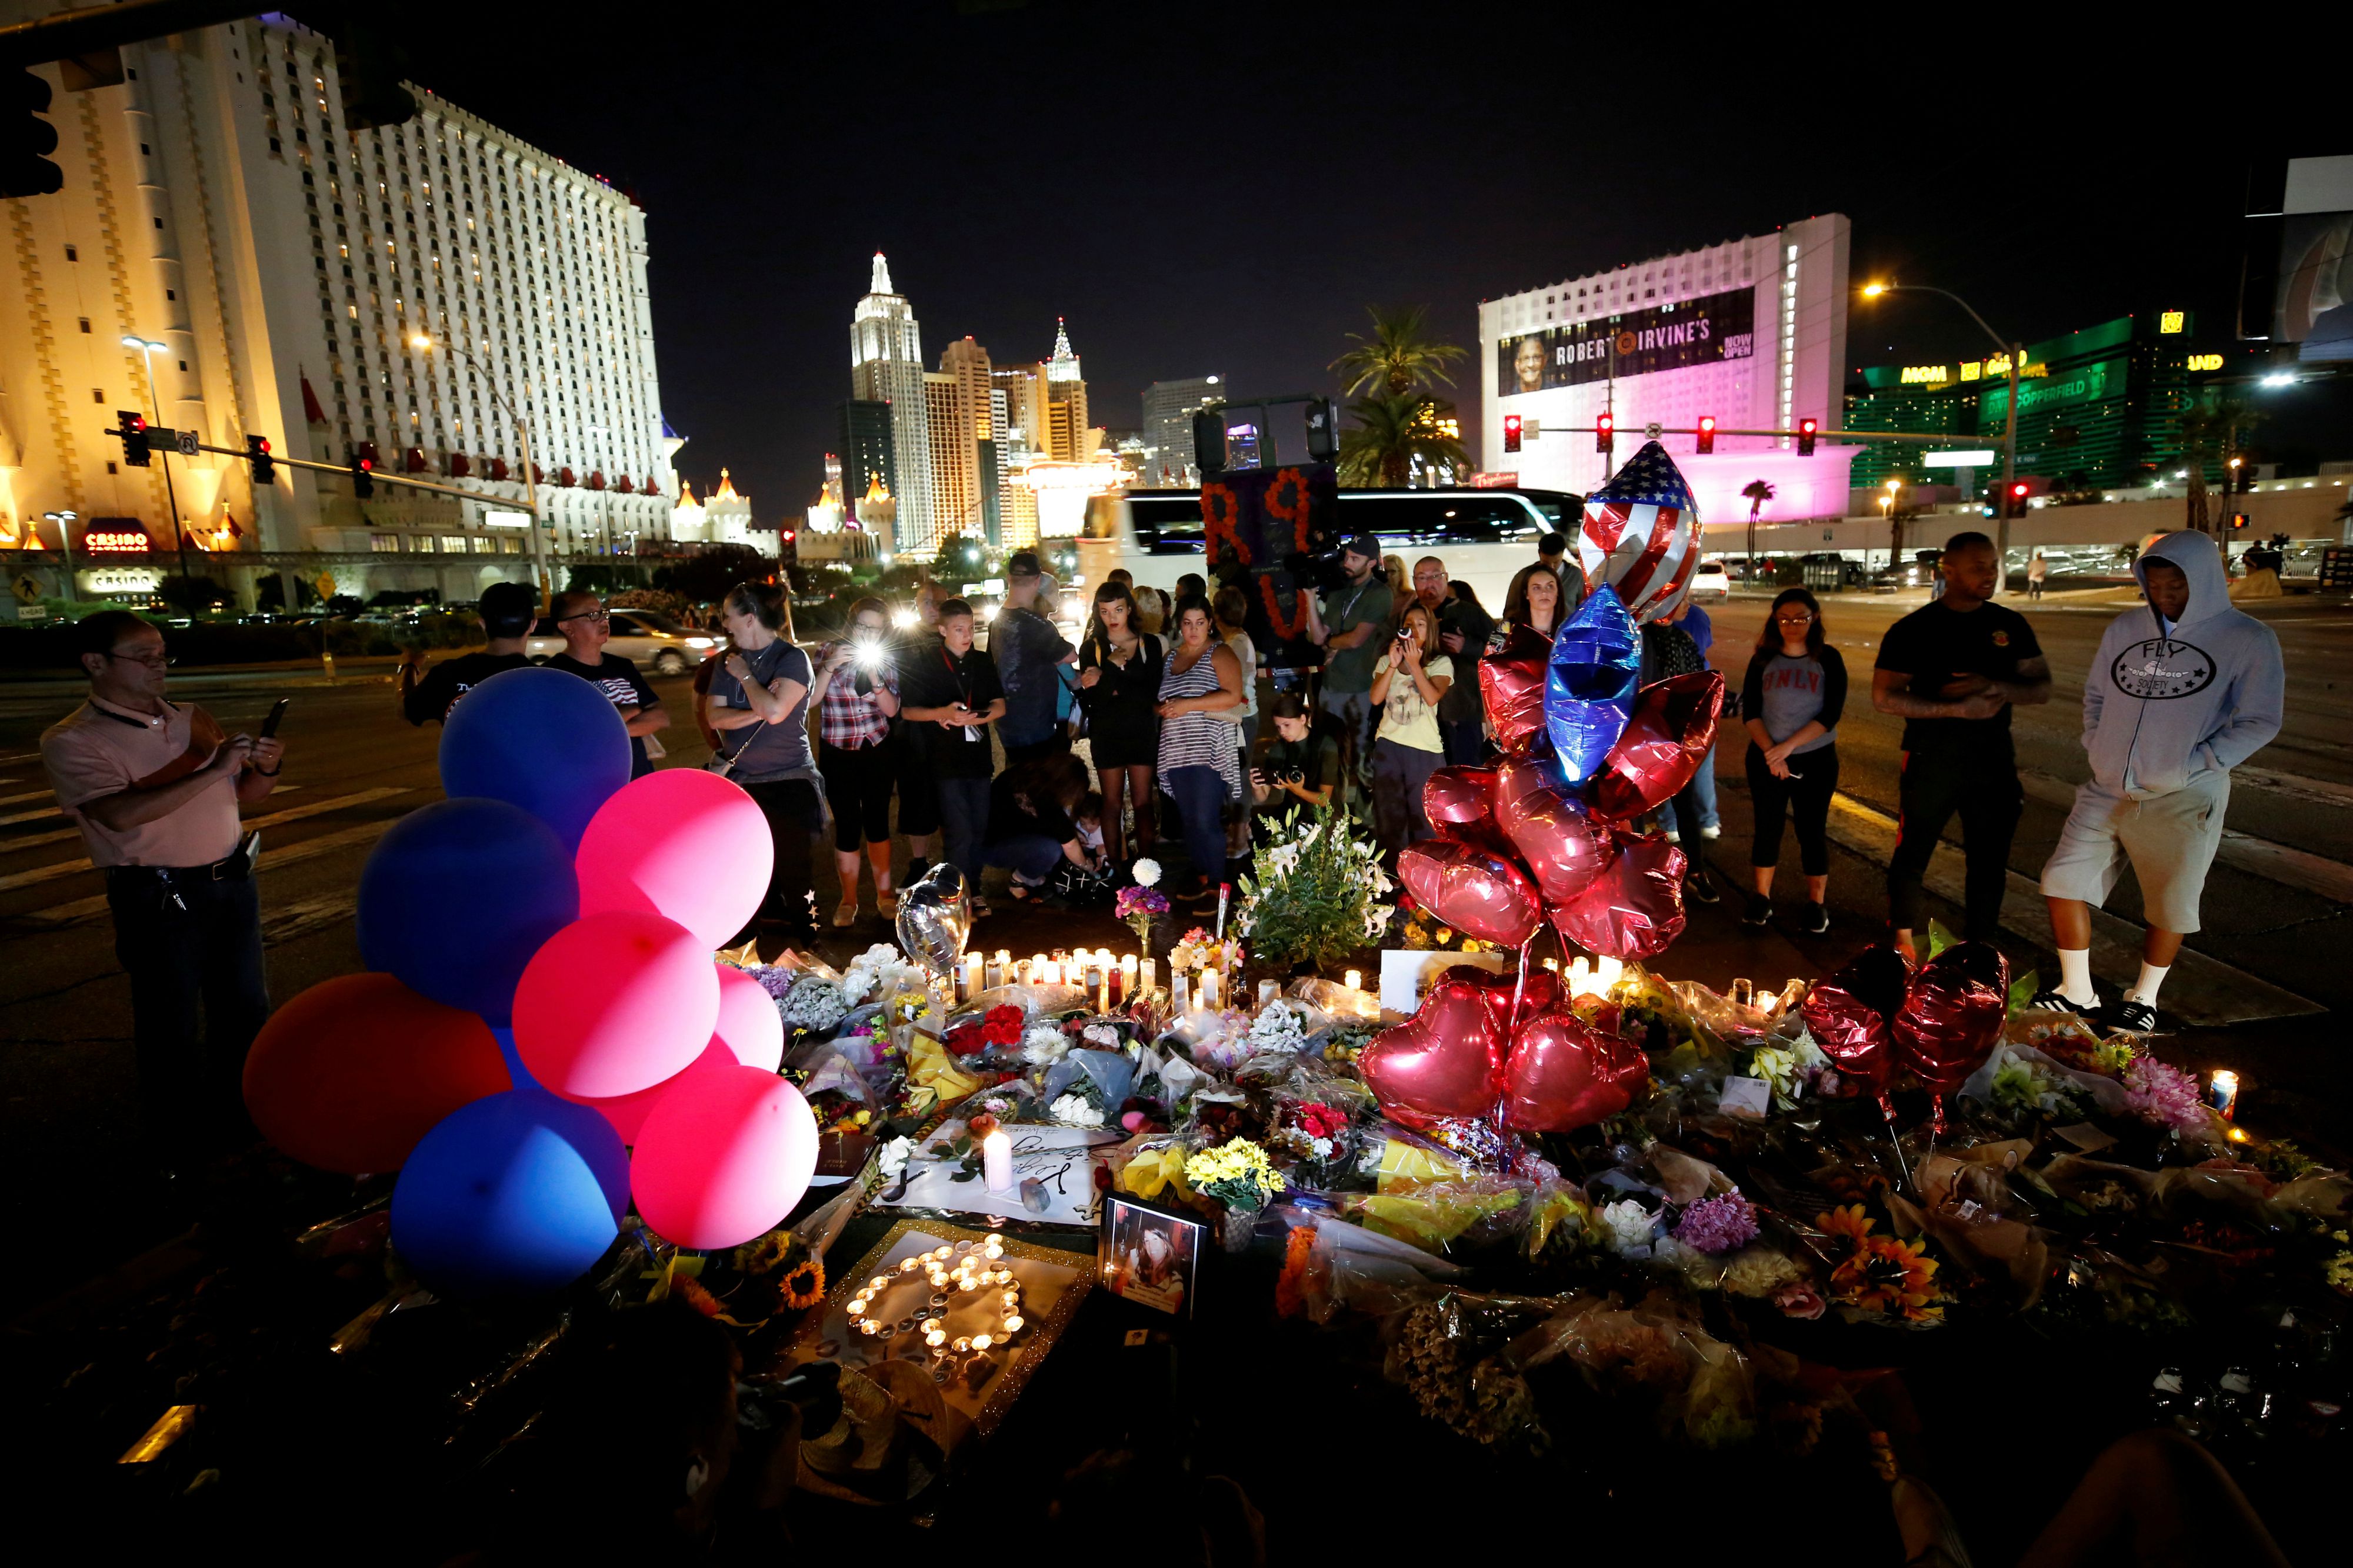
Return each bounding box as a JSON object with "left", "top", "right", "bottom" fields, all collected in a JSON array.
[{"left": 684, "top": 636, "right": 715, "bottom": 649}]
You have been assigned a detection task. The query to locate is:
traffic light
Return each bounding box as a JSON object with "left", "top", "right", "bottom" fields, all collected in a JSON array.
[
  {"left": 1695, "top": 415, "right": 1716, "bottom": 455},
  {"left": 2231, "top": 455, "right": 2254, "bottom": 493},
  {"left": 246, "top": 433, "right": 274, "bottom": 486},
  {"left": 2230, "top": 512, "right": 2249, "bottom": 531},
  {"left": 2, "top": 69, "right": 64, "bottom": 199},
  {"left": 2008, "top": 481, "right": 2029, "bottom": 518},
  {"left": 1796, "top": 418, "right": 1817, "bottom": 456},
  {"left": 1191, "top": 408, "right": 1227, "bottom": 478},
  {"left": 1596, "top": 411, "right": 1614, "bottom": 454},
  {"left": 115, "top": 411, "right": 150, "bottom": 467},
  {"left": 1502, "top": 413, "right": 1522, "bottom": 454},
  {"left": 1304, "top": 396, "right": 1338, "bottom": 462},
  {"left": 779, "top": 527, "right": 798, "bottom": 562},
  {"left": 350, "top": 453, "right": 374, "bottom": 499}
]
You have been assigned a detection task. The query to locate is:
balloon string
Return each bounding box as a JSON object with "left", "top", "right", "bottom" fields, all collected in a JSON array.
[
  {"left": 1878, "top": 1094, "right": 1914, "bottom": 1197},
  {"left": 1507, "top": 933, "right": 1536, "bottom": 1036}
]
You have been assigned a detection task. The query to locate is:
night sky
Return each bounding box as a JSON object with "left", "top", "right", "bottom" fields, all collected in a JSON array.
[{"left": 382, "top": 4, "right": 2348, "bottom": 519}]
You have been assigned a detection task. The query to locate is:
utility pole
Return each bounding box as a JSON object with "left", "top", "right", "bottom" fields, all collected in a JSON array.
[{"left": 1998, "top": 341, "right": 2020, "bottom": 580}]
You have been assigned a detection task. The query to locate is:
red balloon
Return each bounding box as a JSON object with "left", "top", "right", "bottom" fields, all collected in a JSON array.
[
  {"left": 243, "top": 973, "right": 511, "bottom": 1174},
  {"left": 713, "top": 962, "right": 785, "bottom": 1072},
  {"left": 1549, "top": 830, "right": 1687, "bottom": 960},
  {"left": 1494, "top": 755, "right": 1617, "bottom": 908},
  {"left": 1894, "top": 942, "right": 2010, "bottom": 1126},
  {"left": 1502, "top": 1008, "right": 1650, "bottom": 1133},
  {"left": 514, "top": 911, "right": 720, "bottom": 1100},
  {"left": 1439, "top": 962, "right": 1563, "bottom": 1043},
  {"left": 1358, "top": 978, "right": 1507, "bottom": 1129},
  {"left": 1397, "top": 840, "right": 1543, "bottom": 948},
  {"left": 1587, "top": 671, "right": 1725, "bottom": 822},
  {"left": 1798, "top": 946, "right": 1908, "bottom": 1116},
  {"left": 1478, "top": 623, "right": 1554, "bottom": 758},
  {"left": 575, "top": 768, "right": 774, "bottom": 949},
  {"left": 632, "top": 1065, "right": 821, "bottom": 1250},
  {"left": 1422, "top": 766, "right": 1502, "bottom": 850}
]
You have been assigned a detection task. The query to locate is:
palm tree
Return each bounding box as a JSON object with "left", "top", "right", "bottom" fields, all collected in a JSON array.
[
  {"left": 2176, "top": 395, "right": 2260, "bottom": 536},
  {"left": 1741, "top": 479, "right": 1777, "bottom": 578},
  {"left": 1337, "top": 395, "right": 1471, "bottom": 488},
  {"left": 1330, "top": 305, "right": 1467, "bottom": 399}
]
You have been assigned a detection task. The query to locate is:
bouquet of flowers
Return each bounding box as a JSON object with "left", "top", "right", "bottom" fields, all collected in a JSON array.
[
  {"left": 945, "top": 1002, "right": 1025, "bottom": 1060},
  {"left": 1115, "top": 882, "right": 1169, "bottom": 950},
  {"left": 1168, "top": 926, "right": 1242, "bottom": 976},
  {"left": 1232, "top": 805, "right": 1391, "bottom": 969},
  {"left": 779, "top": 975, "right": 849, "bottom": 1033},
  {"left": 1185, "top": 1137, "right": 1287, "bottom": 1215}
]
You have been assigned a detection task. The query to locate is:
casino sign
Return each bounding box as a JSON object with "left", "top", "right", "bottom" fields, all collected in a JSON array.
[{"left": 81, "top": 519, "right": 155, "bottom": 553}]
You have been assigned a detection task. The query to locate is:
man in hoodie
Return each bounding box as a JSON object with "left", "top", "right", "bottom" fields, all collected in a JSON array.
[{"left": 2033, "top": 531, "right": 2284, "bottom": 1032}]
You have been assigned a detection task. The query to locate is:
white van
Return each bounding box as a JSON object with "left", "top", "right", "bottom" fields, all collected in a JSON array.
[{"left": 1074, "top": 485, "right": 1582, "bottom": 625}]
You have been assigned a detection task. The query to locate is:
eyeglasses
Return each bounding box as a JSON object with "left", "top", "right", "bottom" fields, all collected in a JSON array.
[
  {"left": 1775, "top": 612, "right": 1815, "bottom": 624},
  {"left": 102, "top": 649, "right": 174, "bottom": 668},
  {"left": 557, "top": 610, "right": 609, "bottom": 625}
]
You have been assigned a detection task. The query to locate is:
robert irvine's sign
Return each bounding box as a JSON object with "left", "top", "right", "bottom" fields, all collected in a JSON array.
[{"left": 1498, "top": 286, "right": 1756, "bottom": 395}]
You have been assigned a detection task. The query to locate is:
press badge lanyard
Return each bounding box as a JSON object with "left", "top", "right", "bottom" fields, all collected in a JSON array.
[{"left": 942, "top": 647, "right": 980, "bottom": 743}]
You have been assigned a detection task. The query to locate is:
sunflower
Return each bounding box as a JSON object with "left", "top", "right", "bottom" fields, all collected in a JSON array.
[
  {"left": 781, "top": 1257, "right": 826, "bottom": 1311},
  {"left": 1817, "top": 1203, "right": 1875, "bottom": 1255},
  {"left": 1832, "top": 1235, "right": 1942, "bottom": 1321}
]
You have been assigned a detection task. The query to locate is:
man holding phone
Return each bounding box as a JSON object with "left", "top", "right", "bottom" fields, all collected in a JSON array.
[{"left": 42, "top": 612, "right": 285, "bottom": 1175}]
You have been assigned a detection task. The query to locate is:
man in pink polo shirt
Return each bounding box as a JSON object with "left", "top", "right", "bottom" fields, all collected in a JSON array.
[{"left": 41, "top": 610, "right": 286, "bottom": 1169}]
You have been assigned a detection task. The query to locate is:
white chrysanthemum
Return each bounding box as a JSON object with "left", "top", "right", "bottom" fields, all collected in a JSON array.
[
  {"left": 1022, "top": 1026, "right": 1069, "bottom": 1065},
  {"left": 1599, "top": 1198, "right": 1657, "bottom": 1256},
  {"left": 1131, "top": 858, "right": 1162, "bottom": 889},
  {"left": 1050, "top": 1093, "right": 1105, "bottom": 1127}
]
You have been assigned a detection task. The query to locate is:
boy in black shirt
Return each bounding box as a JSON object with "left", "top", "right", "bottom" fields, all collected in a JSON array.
[
  {"left": 401, "top": 581, "right": 539, "bottom": 724},
  {"left": 544, "top": 589, "right": 669, "bottom": 778},
  {"left": 1871, "top": 532, "right": 2051, "bottom": 962},
  {"left": 895, "top": 599, "right": 1007, "bottom": 905}
]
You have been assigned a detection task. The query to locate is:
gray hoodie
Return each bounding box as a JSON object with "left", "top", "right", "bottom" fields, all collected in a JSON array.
[{"left": 2082, "top": 531, "right": 2283, "bottom": 797}]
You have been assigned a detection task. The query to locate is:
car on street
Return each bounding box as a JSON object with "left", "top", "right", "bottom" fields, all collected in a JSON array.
[
  {"left": 1687, "top": 560, "right": 1729, "bottom": 602},
  {"left": 526, "top": 607, "right": 719, "bottom": 674}
]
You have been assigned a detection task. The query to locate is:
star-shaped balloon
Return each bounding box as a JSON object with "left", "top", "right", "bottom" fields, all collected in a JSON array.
[
  {"left": 1579, "top": 441, "right": 1704, "bottom": 624},
  {"left": 1542, "top": 582, "right": 1640, "bottom": 780}
]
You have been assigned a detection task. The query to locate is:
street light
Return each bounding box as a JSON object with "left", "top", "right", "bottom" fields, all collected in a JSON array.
[
  {"left": 1860, "top": 282, "right": 2022, "bottom": 593},
  {"left": 43, "top": 508, "right": 78, "bottom": 586},
  {"left": 120, "top": 336, "right": 190, "bottom": 585},
  {"left": 411, "top": 333, "right": 549, "bottom": 606}
]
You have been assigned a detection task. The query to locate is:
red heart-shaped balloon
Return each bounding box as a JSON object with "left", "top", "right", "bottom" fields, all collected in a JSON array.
[
  {"left": 1588, "top": 670, "right": 1725, "bottom": 822},
  {"left": 1893, "top": 941, "right": 2010, "bottom": 1102},
  {"left": 1549, "top": 829, "right": 1687, "bottom": 961},
  {"left": 1479, "top": 623, "right": 1554, "bottom": 758},
  {"left": 1494, "top": 755, "right": 1617, "bottom": 908},
  {"left": 1397, "top": 841, "right": 1542, "bottom": 948},
  {"left": 1358, "top": 978, "right": 1505, "bottom": 1129},
  {"left": 1423, "top": 766, "right": 1503, "bottom": 850},
  {"left": 1438, "top": 962, "right": 1564, "bottom": 1043},
  {"left": 1798, "top": 946, "right": 1908, "bottom": 1116},
  {"left": 1501, "top": 1007, "right": 1650, "bottom": 1133}
]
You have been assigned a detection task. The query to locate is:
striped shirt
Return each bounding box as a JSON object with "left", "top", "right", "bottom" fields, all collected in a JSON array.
[{"left": 1156, "top": 644, "right": 1242, "bottom": 802}]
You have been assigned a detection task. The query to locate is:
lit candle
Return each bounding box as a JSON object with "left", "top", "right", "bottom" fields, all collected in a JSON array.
[
  {"left": 1595, "top": 956, "right": 1623, "bottom": 993},
  {"left": 1200, "top": 966, "right": 1221, "bottom": 1011},
  {"left": 984, "top": 955, "right": 1004, "bottom": 990},
  {"left": 1108, "top": 965, "right": 1125, "bottom": 1008},
  {"left": 982, "top": 1125, "right": 1014, "bottom": 1191},
  {"left": 1140, "top": 958, "right": 1156, "bottom": 997},
  {"left": 962, "top": 953, "right": 984, "bottom": 1000},
  {"left": 1040, "top": 960, "right": 1061, "bottom": 987},
  {"left": 1342, "top": 968, "right": 1362, "bottom": 993},
  {"left": 1543, "top": 958, "right": 1561, "bottom": 973},
  {"left": 1569, "top": 957, "right": 1592, "bottom": 996},
  {"left": 2208, "top": 1069, "right": 2239, "bottom": 1120},
  {"left": 1258, "top": 978, "right": 1279, "bottom": 1008},
  {"left": 1121, "top": 953, "right": 1138, "bottom": 983},
  {"left": 1172, "top": 973, "right": 1191, "bottom": 1013}
]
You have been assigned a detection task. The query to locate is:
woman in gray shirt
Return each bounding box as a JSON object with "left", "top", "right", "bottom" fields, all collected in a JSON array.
[{"left": 1739, "top": 589, "right": 1845, "bottom": 935}]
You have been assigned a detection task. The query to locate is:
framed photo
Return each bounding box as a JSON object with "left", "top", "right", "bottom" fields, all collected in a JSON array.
[{"left": 1098, "top": 1195, "right": 1204, "bottom": 1319}]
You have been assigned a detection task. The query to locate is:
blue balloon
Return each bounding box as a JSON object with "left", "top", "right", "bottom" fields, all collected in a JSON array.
[
  {"left": 438, "top": 666, "right": 631, "bottom": 851},
  {"left": 491, "top": 1027, "right": 538, "bottom": 1090},
  {"left": 391, "top": 1090, "right": 628, "bottom": 1296},
  {"left": 1544, "top": 584, "right": 1641, "bottom": 780},
  {"left": 357, "top": 798, "right": 579, "bottom": 1027}
]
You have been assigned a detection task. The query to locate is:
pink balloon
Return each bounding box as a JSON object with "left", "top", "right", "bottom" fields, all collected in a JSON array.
[
  {"left": 514, "top": 911, "right": 719, "bottom": 1099},
  {"left": 713, "top": 963, "right": 785, "bottom": 1072},
  {"left": 632, "top": 1065, "right": 820, "bottom": 1250},
  {"left": 569, "top": 1037, "right": 734, "bottom": 1145},
  {"left": 574, "top": 769, "right": 774, "bottom": 949}
]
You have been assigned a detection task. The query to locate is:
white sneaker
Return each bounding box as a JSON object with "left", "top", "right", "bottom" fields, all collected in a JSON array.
[
  {"left": 1663, "top": 829, "right": 1682, "bottom": 843},
  {"left": 1700, "top": 824, "right": 1721, "bottom": 840}
]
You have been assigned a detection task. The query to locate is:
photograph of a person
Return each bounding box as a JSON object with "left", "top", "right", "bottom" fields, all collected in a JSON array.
[{"left": 1099, "top": 1197, "right": 1204, "bottom": 1318}]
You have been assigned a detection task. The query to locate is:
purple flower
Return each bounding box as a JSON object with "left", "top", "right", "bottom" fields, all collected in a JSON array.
[
  {"left": 748, "top": 966, "right": 795, "bottom": 1001},
  {"left": 1674, "top": 1193, "right": 1760, "bottom": 1255},
  {"left": 2122, "top": 1056, "right": 2208, "bottom": 1136}
]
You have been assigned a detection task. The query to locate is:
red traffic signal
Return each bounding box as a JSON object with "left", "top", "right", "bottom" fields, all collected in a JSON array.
[
  {"left": 116, "top": 410, "right": 151, "bottom": 468},
  {"left": 1502, "top": 413, "right": 1522, "bottom": 454},
  {"left": 1596, "top": 411, "right": 1614, "bottom": 454},
  {"left": 246, "top": 433, "right": 275, "bottom": 485},
  {"left": 2230, "top": 512, "right": 2249, "bottom": 531},
  {"left": 1796, "top": 418, "right": 1817, "bottom": 456},
  {"left": 1695, "top": 415, "right": 1716, "bottom": 455}
]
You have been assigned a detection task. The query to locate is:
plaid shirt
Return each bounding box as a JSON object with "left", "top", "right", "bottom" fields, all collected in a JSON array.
[{"left": 817, "top": 641, "right": 896, "bottom": 749}]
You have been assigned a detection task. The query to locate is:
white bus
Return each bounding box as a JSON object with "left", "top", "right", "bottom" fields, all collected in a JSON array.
[{"left": 1073, "top": 485, "right": 1583, "bottom": 625}]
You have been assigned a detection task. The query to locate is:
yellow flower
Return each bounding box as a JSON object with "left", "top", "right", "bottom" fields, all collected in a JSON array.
[{"left": 1118, "top": 1146, "right": 1194, "bottom": 1203}]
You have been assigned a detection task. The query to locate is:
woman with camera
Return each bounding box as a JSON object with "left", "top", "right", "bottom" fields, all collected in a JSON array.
[
  {"left": 1367, "top": 602, "right": 1454, "bottom": 860},
  {"left": 1076, "top": 581, "right": 1164, "bottom": 863},
  {"left": 1249, "top": 693, "right": 1339, "bottom": 828},
  {"left": 809, "top": 596, "right": 902, "bottom": 929}
]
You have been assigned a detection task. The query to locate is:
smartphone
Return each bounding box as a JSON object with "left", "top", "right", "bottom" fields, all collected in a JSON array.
[{"left": 261, "top": 697, "right": 292, "bottom": 738}]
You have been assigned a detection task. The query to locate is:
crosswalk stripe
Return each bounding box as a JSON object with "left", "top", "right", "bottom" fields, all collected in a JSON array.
[
  {"left": 0, "top": 787, "right": 409, "bottom": 893},
  {"left": 15, "top": 818, "right": 399, "bottom": 928},
  {"left": 2018, "top": 768, "right": 2353, "bottom": 906},
  {"left": 1822, "top": 792, "right": 2321, "bottom": 1026},
  {"left": 0, "top": 782, "right": 299, "bottom": 832},
  {"left": 262, "top": 890, "right": 360, "bottom": 945},
  {"left": 0, "top": 789, "right": 47, "bottom": 806}
]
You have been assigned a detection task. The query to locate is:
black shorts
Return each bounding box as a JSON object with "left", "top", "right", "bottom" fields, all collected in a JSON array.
[{"left": 891, "top": 725, "right": 941, "bottom": 838}]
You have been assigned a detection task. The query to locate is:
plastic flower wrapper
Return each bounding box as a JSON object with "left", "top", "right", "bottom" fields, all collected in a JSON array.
[
  {"left": 1341, "top": 1178, "right": 1531, "bottom": 1255},
  {"left": 1382, "top": 1288, "right": 1559, "bottom": 1452},
  {"left": 1511, "top": 1291, "right": 1751, "bottom": 1446},
  {"left": 1040, "top": 1047, "right": 1135, "bottom": 1115},
  {"left": 1108, "top": 1135, "right": 1197, "bottom": 1205},
  {"left": 1272, "top": 1205, "right": 1468, "bottom": 1325},
  {"left": 1156, "top": 1005, "right": 1254, "bottom": 1074},
  {"left": 1285, "top": 975, "right": 1381, "bottom": 1025},
  {"left": 1522, "top": 1182, "right": 1595, "bottom": 1261},
  {"left": 947, "top": 982, "right": 1082, "bottom": 1033},
  {"left": 785, "top": 1038, "right": 884, "bottom": 1123}
]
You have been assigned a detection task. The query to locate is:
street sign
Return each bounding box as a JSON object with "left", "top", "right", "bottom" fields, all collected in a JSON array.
[
  {"left": 175, "top": 429, "right": 198, "bottom": 456},
  {"left": 14, "top": 573, "right": 41, "bottom": 604},
  {"left": 315, "top": 572, "right": 336, "bottom": 599},
  {"left": 483, "top": 509, "right": 532, "bottom": 528},
  {"left": 1922, "top": 449, "right": 1998, "bottom": 468}
]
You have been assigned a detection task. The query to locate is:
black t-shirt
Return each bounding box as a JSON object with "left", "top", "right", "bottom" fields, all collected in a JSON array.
[
  {"left": 1873, "top": 599, "right": 2044, "bottom": 754},
  {"left": 546, "top": 652, "right": 661, "bottom": 778},
  {"left": 404, "top": 650, "right": 534, "bottom": 725},
  {"left": 986, "top": 771, "right": 1075, "bottom": 846},
  {"left": 1252, "top": 730, "right": 1341, "bottom": 810},
  {"left": 896, "top": 642, "right": 1006, "bottom": 779}
]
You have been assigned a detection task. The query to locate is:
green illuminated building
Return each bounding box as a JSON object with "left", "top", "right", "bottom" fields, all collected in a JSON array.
[{"left": 1843, "top": 313, "right": 2202, "bottom": 495}]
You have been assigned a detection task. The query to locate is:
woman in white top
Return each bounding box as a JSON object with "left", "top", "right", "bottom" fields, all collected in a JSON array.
[{"left": 1368, "top": 600, "right": 1453, "bottom": 861}]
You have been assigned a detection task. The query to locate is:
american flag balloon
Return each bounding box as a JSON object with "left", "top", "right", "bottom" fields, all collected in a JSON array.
[{"left": 1577, "top": 440, "right": 1703, "bottom": 623}]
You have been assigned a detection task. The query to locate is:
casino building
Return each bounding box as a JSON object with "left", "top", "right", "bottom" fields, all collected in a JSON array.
[{"left": 1481, "top": 214, "right": 1857, "bottom": 525}]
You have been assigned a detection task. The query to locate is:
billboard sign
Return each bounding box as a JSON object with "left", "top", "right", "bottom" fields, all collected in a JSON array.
[
  {"left": 1498, "top": 286, "right": 1756, "bottom": 395},
  {"left": 2276, "top": 211, "right": 2353, "bottom": 362},
  {"left": 1977, "top": 356, "right": 2127, "bottom": 429}
]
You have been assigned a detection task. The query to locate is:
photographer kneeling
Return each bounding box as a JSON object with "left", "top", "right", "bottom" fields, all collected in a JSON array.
[{"left": 1249, "top": 693, "right": 1339, "bottom": 833}]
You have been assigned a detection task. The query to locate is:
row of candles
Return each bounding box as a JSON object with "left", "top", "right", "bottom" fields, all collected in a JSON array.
[{"left": 947, "top": 947, "right": 1374, "bottom": 1018}]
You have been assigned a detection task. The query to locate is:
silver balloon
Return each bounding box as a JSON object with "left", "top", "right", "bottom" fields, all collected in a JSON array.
[{"left": 895, "top": 864, "right": 971, "bottom": 979}]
